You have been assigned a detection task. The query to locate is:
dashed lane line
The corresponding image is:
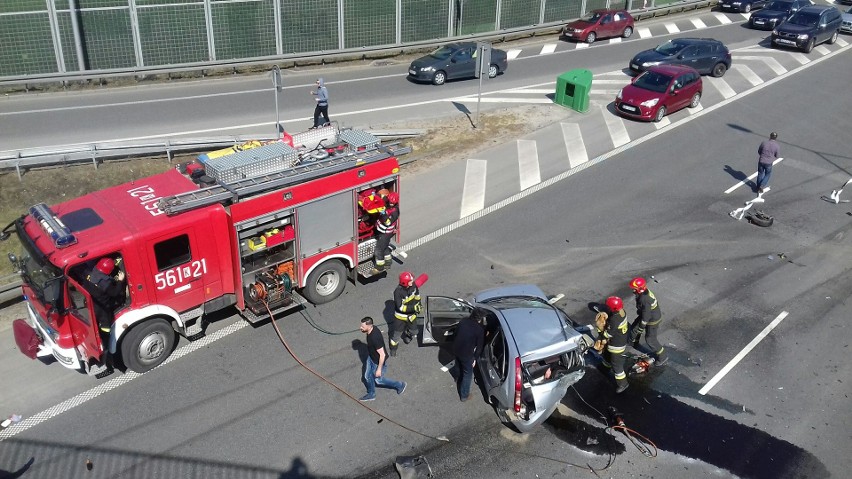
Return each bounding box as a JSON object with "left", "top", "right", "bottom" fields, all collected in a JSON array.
[
  {"left": 691, "top": 18, "right": 708, "bottom": 29},
  {"left": 506, "top": 49, "right": 522, "bottom": 60},
  {"left": 699, "top": 311, "right": 790, "bottom": 396},
  {"left": 665, "top": 22, "right": 680, "bottom": 34},
  {"left": 517, "top": 140, "right": 542, "bottom": 190},
  {"left": 638, "top": 27, "right": 652, "bottom": 38},
  {"left": 714, "top": 12, "right": 733, "bottom": 24},
  {"left": 459, "top": 159, "right": 487, "bottom": 218},
  {"left": 540, "top": 43, "right": 557, "bottom": 55}
]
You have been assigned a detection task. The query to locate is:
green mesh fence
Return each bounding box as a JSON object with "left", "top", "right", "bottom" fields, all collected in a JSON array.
[
  {"left": 75, "top": 9, "right": 136, "bottom": 70},
  {"left": 212, "top": 0, "right": 277, "bottom": 60},
  {"left": 542, "top": 0, "right": 582, "bottom": 22},
  {"left": 281, "top": 0, "right": 338, "bottom": 53},
  {"left": 343, "top": 0, "right": 395, "bottom": 48},
  {"left": 401, "top": 0, "right": 449, "bottom": 43},
  {"left": 457, "top": 0, "right": 497, "bottom": 36},
  {"left": 0, "top": 1, "right": 55, "bottom": 13},
  {"left": 0, "top": 13, "right": 56, "bottom": 76},
  {"left": 500, "top": 0, "right": 540, "bottom": 29},
  {"left": 137, "top": 3, "right": 209, "bottom": 66}
]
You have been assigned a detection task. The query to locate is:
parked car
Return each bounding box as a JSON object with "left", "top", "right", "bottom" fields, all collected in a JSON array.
[
  {"left": 615, "top": 65, "right": 703, "bottom": 122},
  {"left": 562, "top": 9, "right": 634, "bottom": 43},
  {"left": 629, "top": 38, "right": 732, "bottom": 77},
  {"left": 841, "top": 6, "right": 852, "bottom": 34},
  {"left": 423, "top": 285, "right": 591, "bottom": 432},
  {"left": 749, "top": 0, "right": 814, "bottom": 30},
  {"left": 771, "top": 5, "right": 842, "bottom": 52},
  {"left": 408, "top": 42, "right": 508, "bottom": 86},
  {"left": 719, "top": 0, "right": 769, "bottom": 13}
]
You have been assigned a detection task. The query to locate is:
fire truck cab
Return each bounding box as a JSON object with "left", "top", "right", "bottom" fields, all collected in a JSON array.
[{"left": 5, "top": 126, "right": 408, "bottom": 376}]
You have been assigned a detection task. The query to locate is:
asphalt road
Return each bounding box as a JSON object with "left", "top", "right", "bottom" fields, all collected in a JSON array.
[{"left": 1, "top": 8, "right": 851, "bottom": 479}]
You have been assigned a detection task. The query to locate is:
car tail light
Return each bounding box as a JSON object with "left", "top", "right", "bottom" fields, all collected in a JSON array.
[{"left": 513, "top": 356, "right": 522, "bottom": 413}]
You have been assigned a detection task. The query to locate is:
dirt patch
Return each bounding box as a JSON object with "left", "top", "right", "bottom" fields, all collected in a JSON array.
[{"left": 0, "top": 103, "right": 569, "bottom": 277}]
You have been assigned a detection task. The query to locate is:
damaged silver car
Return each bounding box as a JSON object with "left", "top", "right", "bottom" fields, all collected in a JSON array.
[{"left": 423, "top": 284, "right": 592, "bottom": 432}]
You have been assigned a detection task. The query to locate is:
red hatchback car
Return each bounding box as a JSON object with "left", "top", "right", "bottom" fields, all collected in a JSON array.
[
  {"left": 615, "top": 65, "right": 703, "bottom": 122},
  {"left": 562, "top": 9, "right": 635, "bottom": 43}
]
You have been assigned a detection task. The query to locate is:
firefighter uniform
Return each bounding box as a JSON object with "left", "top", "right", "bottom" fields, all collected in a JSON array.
[
  {"left": 373, "top": 203, "right": 399, "bottom": 272},
  {"left": 629, "top": 288, "right": 668, "bottom": 365},
  {"left": 389, "top": 283, "right": 420, "bottom": 354},
  {"left": 598, "top": 309, "right": 630, "bottom": 394},
  {"left": 85, "top": 266, "right": 125, "bottom": 333}
]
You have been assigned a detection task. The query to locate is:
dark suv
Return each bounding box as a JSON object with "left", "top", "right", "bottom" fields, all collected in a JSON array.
[
  {"left": 629, "top": 38, "right": 732, "bottom": 77},
  {"left": 771, "top": 5, "right": 842, "bottom": 53},
  {"left": 749, "top": 0, "right": 813, "bottom": 30},
  {"left": 719, "top": 0, "right": 769, "bottom": 13}
]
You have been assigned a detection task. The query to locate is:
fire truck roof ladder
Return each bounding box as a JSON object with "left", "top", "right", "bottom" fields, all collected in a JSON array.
[{"left": 159, "top": 143, "right": 410, "bottom": 216}]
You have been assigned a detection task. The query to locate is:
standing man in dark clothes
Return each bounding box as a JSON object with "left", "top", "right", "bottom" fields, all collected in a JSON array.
[
  {"left": 627, "top": 277, "right": 668, "bottom": 366},
  {"left": 358, "top": 316, "right": 406, "bottom": 401},
  {"left": 756, "top": 132, "right": 780, "bottom": 194},
  {"left": 310, "top": 78, "right": 330, "bottom": 129},
  {"left": 85, "top": 257, "right": 126, "bottom": 334},
  {"left": 453, "top": 309, "right": 486, "bottom": 402}
]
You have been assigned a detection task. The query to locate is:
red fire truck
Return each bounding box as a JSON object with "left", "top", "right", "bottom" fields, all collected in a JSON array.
[{"left": 3, "top": 126, "right": 408, "bottom": 376}]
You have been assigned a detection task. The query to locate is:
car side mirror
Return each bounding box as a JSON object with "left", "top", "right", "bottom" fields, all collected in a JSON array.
[
  {"left": 670, "top": 85, "right": 678, "bottom": 94},
  {"left": 450, "top": 57, "right": 457, "bottom": 63},
  {"left": 677, "top": 54, "right": 684, "bottom": 60}
]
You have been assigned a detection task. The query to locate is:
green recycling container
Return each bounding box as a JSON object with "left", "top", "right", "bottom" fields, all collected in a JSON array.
[{"left": 554, "top": 69, "right": 592, "bottom": 113}]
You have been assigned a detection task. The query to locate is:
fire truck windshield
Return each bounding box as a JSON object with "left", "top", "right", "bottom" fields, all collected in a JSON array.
[{"left": 14, "top": 219, "right": 63, "bottom": 304}]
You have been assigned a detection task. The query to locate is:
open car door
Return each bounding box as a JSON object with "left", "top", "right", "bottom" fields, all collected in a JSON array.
[{"left": 422, "top": 296, "right": 473, "bottom": 345}]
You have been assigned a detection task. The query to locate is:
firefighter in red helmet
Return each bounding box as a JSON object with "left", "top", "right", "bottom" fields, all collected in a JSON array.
[
  {"left": 593, "top": 296, "right": 630, "bottom": 394},
  {"left": 628, "top": 277, "right": 668, "bottom": 366},
  {"left": 389, "top": 271, "right": 420, "bottom": 356},
  {"left": 371, "top": 191, "right": 400, "bottom": 274},
  {"left": 84, "top": 256, "right": 126, "bottom": 334}
]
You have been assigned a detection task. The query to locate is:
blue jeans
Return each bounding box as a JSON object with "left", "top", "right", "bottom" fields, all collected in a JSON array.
[
  {"left": 363, "top": 356, "right": 404, "bottom": 398},
  {"left": 456, "top": 356, "right": 474, "bottom": 399},
  {"left": 756, "top": 162, "right": 773, "bottom": 189}
]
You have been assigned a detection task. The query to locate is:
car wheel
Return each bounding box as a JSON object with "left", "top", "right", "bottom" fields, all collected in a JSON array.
[
  {"left": 121, "top": 318, "right": 176, "bottom": 373},
  {"left": 743, "top": 4, "right": 751, "bottom": 13},
  {"left": 586, "top": 31, "right": 596, "bottom": 44},
  {"left": 689, "top": 91, "right": 702, "bottom": 108},
  {"left": 654, "top": 106, "right": 667, "bottom": 122},
  {"left": 302, "top": 259, "right": 347, "bottom": 304},
  {"left": 712, "top": 62, "right": 727, "bottom": 77},
  {"left": 803, "top": 38, "right": 814, "bottom": 53},
  {"left": 622, "top": 26, "right": 633, "bottom": 38},
  {"left": 432, "top": 70, "right": 447, "bottom": 86},
  {"left": 488, "top": 64, "right": 498, "bottom": 78},
  {"left": 827, "top": 30, "right": 838, "bottom": 45}
]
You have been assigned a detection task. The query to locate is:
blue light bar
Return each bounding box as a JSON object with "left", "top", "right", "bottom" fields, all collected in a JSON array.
[{"left": 29, "top": 203, "right": 77, "bottom": 249}]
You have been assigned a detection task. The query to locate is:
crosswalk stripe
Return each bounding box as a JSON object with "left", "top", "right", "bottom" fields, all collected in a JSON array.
[
  {"left": 737, "top": 56, "right": 787, "bottom": 74},
  {"left": 691, "top": 18, "right": 707, "bottom": 29},
  {"left": 713, "top": 12, "right": 733, "bottom": 24},
  {"left": 601, "top": 104, "right": 630, "bottom": 148},
  {"left": 707, "top": 77, "right": 736, "bottom": 99},
  {"left": 506, "top": 49, "right": 522, "bottom": 60},
  {"left": 561, "top": 123, "right": 589, "bottom": 169},
  {"left": 653, "top": 116, "right": 671, "bottom": 129},
  {"left": 638, "top": 27, "right": 652, "bottom": 38},
  {"left": 459, "top": 159, "right": 487, "bottom": 218},
  {"left": 665, "top": 23, "right": 680, "bottom": 33},
  {"left": 731, "top": 64, "right": 762, "bottom": 86},
  {"left": 517, "top": 140, "right": 541, "bottom": 190},
  {"left": 837, "top": 38, "right": 849, "bottom": 47},
  {"left": 814, "top": 45, "right": 830, "bottom": 55},
  {"left": 540, "top": 44, "right": 557, "bottom": 55}
]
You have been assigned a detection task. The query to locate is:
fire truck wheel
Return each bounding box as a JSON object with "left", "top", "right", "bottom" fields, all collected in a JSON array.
[
  {"left": 303, "top": 260, "right": 347, "bottom": 305},
  {"left": 121, "top": 318, "right": 176, "bottom": 373}
]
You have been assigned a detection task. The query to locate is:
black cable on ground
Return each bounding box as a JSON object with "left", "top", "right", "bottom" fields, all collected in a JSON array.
[
  {"left": 298, "top": 305, "right": 360, "bottom": 335},
  {"left": 263, "top": 300, "right": 449, "bottom": 443}
]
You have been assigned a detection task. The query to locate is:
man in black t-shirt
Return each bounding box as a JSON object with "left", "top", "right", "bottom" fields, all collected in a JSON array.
[
  {"left": 453, "top": 309, "right": 485, "bottom": 401},
  {"left": 359, "top": 317, "right": 406, "bottom": 401}
]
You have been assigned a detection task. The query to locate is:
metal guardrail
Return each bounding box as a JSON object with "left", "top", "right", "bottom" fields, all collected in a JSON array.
[
  {"left": 0, "top": 130, "right": 424, "bottom": 181},
  {"left": 0, "top": 0, "right": 718, "bottom": 89},
  {"left": 0, "top": 275, "right": 22, "bottom": 305}
]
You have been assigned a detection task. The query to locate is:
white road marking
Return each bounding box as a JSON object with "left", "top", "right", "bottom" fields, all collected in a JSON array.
[
  {"left": 707, "top": 77, "right": 736, "bottom": 99},
  {"left": 837, "top": 38, "right": 849, "bottom": 47},
  {"left": 517, "top": 140, "right": 541, "bottom": 190},
  {"left": 699, "top": 311, "right": 789, "bottom": 396},
  {"left": 601, "top": 104, "right": 630, "bottom": 148},
  {"left": 665, "top": 23, "right": 680, "bottom": 34},
  {"left": 724, "top": 157, "right": 784, "bottom": 194},
  {"left": 501, "top": 88, "right": 554, "bottom": 94},
  {"left": 609, "top": 38, "right": 622, "bottom": 44},
  {"left": 459, "top": 159, "right": 487, "bottom": 218},
  {"left": 814, "top": 45, "right": 830, "bottom": 55},
  {"left": 506, "top": 49, "right": 522, "bottom": 60},
  {"left": 594, "top": 79, "right": 628, "bottom": 84},
  {"left": 638, "top": 27, "right": 652, "bottom": 38},
  {"left": 575, "top": 43, "right": 589, "bottom": 49},
  {"left": 653, "top": 116, "right": 671, "bottom": 129},
  {"left": 540, "top": 43, "right": 558, "bottom": 55},
  {"left": 691, "top": 18, "right": 708, "bottom": 29},
  {"left": 561, "top": 122, "right": 589, "bottom": 168},
  {"left": 788, "top": 52, "right": 810, "bottom": 65},
  {"left": 714, "top": 12, "right": 733, "bottom": 24},
  {"left": 687, "top": 103, "right": 703, "bottom": 114},
  {"left": 452, "top": 97, "right": 554, "bottom": 104},
  {"left": 741, "top": 13, "right": 751, "bottom": 20},
  {"left": 731, "top": 64, "right": 762, "bottom": 86},
  {"left": 737, "top": 56, "right": 787, "bottom": 75}
]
